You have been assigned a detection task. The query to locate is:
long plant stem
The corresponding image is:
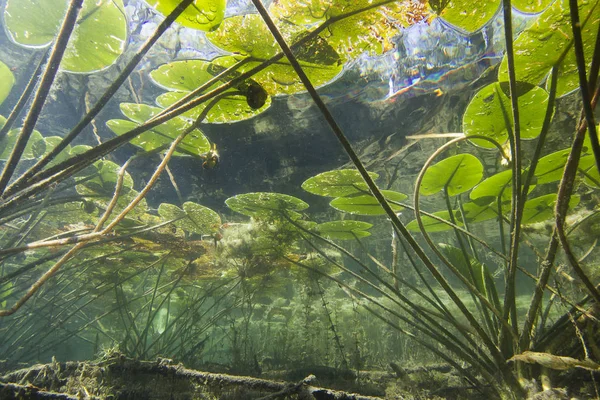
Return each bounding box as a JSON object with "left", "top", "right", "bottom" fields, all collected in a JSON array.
[
  {"left": 0, "top": 0, "right": 84, "bottom": 195},
  {"left": 250, "top": 1, "right": 522, "bottom": 392}
]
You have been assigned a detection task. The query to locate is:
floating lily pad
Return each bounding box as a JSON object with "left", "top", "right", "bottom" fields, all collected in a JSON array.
[
  {"left": 329, "top": 190, "right": 407, "bottom": 215},
  {"left": 155, "top": 86, "right": 271, "bottom": 124},
  {"left": 315, "top": 220, "right": 373, "bottom": 240},
  {"left": 270, "top": 0, "right": 428, "bottom": 60},
  {"left": 301, "top": 169, "right": 378, "bottom": 197},
  {"left": 534, "top": 149, "right": 572, "bottom": 184},
  {"left": 226, "top": 192, "right": 309, "bottom": 219},
  {"left": 0, "top": 62, "right": 15, "bottom": 106},
  {"left": 211, "top": 54, "right": 342, "bottom": 96},
  {"left": 4, "top": 0, "right": 128, "bottom": 73},
  {"left": 438, "top": 1, "right": 500, "bottom": 32},
  {"left": 512, "top": 0, "right": 553, "bottom": 13},
  {"left": 146, "top": 0, "right": 226, "bottom": 31},
  {"left": 420, "top": 154, "right": 483, "bottom": 196},
  {"left": 0, "top": 128, "right": 45, "bottom": 161},
  {"left": 463, "top": 82, "right": 549, "bottom": 148},
  {"left": 579, "top": 155, "right": 600, "bottom": 188},
  {"left": 406, "top": 210, "right": 460, "bottom": 232},
  {"left": 498, "top": 0, "right": 600, "bottom": 97},
  {"left": 457, "top": 202, "right": 499, "bottom": 224},
  {"left": 521, "top": 193, "right": 580, "bottom": 225},
  {"left": 158, "top": 202, "right": 221, "bottom": 235},
  {"left": 106, "top": 103, "right": 210, "bottom": 157}
]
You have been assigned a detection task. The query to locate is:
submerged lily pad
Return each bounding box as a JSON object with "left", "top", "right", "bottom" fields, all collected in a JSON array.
[
  {"left": 106, "top": 103, "right": 210, "bottom": 157},
  {"left": 521, "top": 193, "right": 580, "bottom": 225},
  {"left": 512, "top": 0, "right": 553, "bottom": 13},
  {"left": 158, "top": 202, "right": 221, "bottom": 235},
  {"left": 406, "top": 210, "right": 460, "bottom": 233},
  {"left": 0, "top": 128, "right": 45, "bottom": 161},
  {"left": 498, "top": 0, "right": 600, "bottom": 97},
  {"left": 457, "top": 202, "right": 499, "bottom": 224},
  {"left": 315, "top": 220, "right": 372, "bottom": 240},
  {"left": 226, "top": 192, "right": 309, "bottom": 219},
  {"left": 4, "top": 0, "right": 128, "bottom": 73},
  {"left": 329, "top": 190, "right": 407, "bottom": 215},
  {"left": 146, "top": 0, "right": 226, "bottom": 31},
  {"left": 420, "top": 154, "right": 483, "bottom": 196},
  {"left": 463, "top": 83, "right": 549, "bottom": 148},
  {"left": 301, "top": 169, "right": 378, "bottom": 197},
  {"left": 0, "top": 62, "right": 15, "bottom": 106}
]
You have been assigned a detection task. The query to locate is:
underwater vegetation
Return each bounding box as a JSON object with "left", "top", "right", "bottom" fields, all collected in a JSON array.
[{"left": 0, "top": 0, "right": 599, "bottom": 398}]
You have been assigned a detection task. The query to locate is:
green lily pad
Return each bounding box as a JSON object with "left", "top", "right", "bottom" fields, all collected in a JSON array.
[
  {"left": 329, "top": 190, "right": 407, "bottom": 215},
  {"left": 4, "top": 0, "right": 128, "bottom": 73},
  {"left": 270, "top": 0, "right": 427, "bottom": 60},
  {"left": 513, "top": 0, "right": 553, "bottom": 13},
  {"left": 146, "top": 0, "right": 226, "bottom": 31},
  {"left": 0, "top": 128, "right": 46, "bottom": 161},
  {"left": 579, "top": 155, "right": 600, "bottom": 188},
  {"left": 211, "top": 54, "right": 343, "bottom": 96},
  {"left": 439, "top": 243, "right": 501, "bottom": 309},
  {"left": 42, "top": 136, "right": 71, "bottom": 168},
  {"left": 469, "top": 169, "right": 534, "bottom": 206},
  {"left": 0, "top": 62, "right": 15, "bottom": 106},
  {"left": 521, "top": 193, "right": 580, "bottom": 225},
  {"left": 406, "top": 210, "right": 460, "bottom": 233},
  {"left": 457, "top": 202, "right": 499, "bottom": 224},
  {"left": 158, "top": 202, "right": 221, "bottom": 235},
  {"left": 534, "top": 149, "right": 572, "bottom": 184},
  {"left": 315, "top": 220, "right": 373, "bottom": 240},
  {"left": 498, "top": 0, "right": 600, "bottom": 97},
  {"left": 156, "top": 91, "right": 271, "bottom": 124},
  {"left": 463, "top": 82, "right": 549, "bottom": 148},
  {"left": 76, "top": 159, "right": 133, "bottom": 194},
  {"left": 420, "top": 154, "right": 484, "bottom": 196},
  {"left": 301, "top": 169, "right": 378, "bottom": 197},
  {"left": 438, "top": 1, "right": 500, "bottom": 33},
  {"left": 106, "top": 103, "right": 210, "bottom": 157},
  {"left": 226, "top": 192, "right": 309, "bottom": 219}
]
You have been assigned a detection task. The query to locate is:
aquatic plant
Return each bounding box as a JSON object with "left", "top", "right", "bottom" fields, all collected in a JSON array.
[{"left": 0, "top": 0, "right": 598, "bottom": 398}]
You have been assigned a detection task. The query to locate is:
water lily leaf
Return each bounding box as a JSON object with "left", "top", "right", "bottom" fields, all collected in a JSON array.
[
  {"left": 315, "top": 220, "right": 372, "bottom": 240},
  {"left": 457, "top": 202, "right": 498, "bottom": 224},
  {"left": 270, "top": 0, "right": 430, "bottom": 60},
  {"left": 158, "top": 202, "right": 221, "bottom": 235},
  {"left": 522, "top": 193, "right": 580, "bottom": 225},
  {"left": 106, "top": 103, "right": 210, "bottom": 157},
  {"left": 420, "top": 154, "right": 483, "bottom": 196},
  {"left": 498, "top": 0, "right": 600, "bottom": 97},
  {"left": 534, "top": 149, "right": 573, "bottom": 184},
  {"left": 211, "top": 54, "right": 342, "bottom": 96},
  {"left": 329, "top": 190, "right": 407, "bottom": 215},
  {"left": 42, "top": 136, "right": 71, "bottom": 167},
  {"left": 512, "top": 0, "right": 553, "bottom": 13},
  {"left": 469, "top": 169, "right": 534, "bottom": 206},
  {"left": 406, "top": 210, "right": 460, "bottom": 232},
  {"left": 438, "top": 1, "right": 500, "bottom": 32},
  {"left": 439, "top": 243, "right": 501, "bottom": 309},
  {"left": 146, "top": 0, "right": 226, "bottom": 31},
  {"left": 226, "top": 192, "right": 309, "bottom": 219},
  {"left": 76, "top": 159, "right": 134, "bottom": 194},
  {"left": 4, "top": 0, "right": 128, "bottom": 73},
  {"left": 579, "top": 155, "right": 600, "bottom": 188},
  {"left": 0, "top": 62, "right": 15, "bottom": 106},
  {"left": 463, "top": 82, "right": 549, "bottom": 149},
  {"left": 301, "top": 169, "right": 378, "bottom": 197},
  {"left": 0, "top": 128, "right": 45, "bottom": 161}
]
